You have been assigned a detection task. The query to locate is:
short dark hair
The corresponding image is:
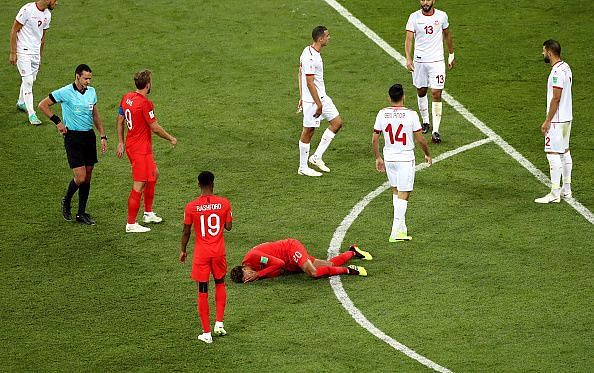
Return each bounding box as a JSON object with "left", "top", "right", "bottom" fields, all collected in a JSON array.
[
  {"left": 543, "top": 39, "right": 561, "bottom": 57},
  {"left": 75, "top": 64, "right": 92, "bottom": 77},
  {"left": 312, "top": 25, "right": 328, "bottom": 41},
  {"left": 134, "top": 69, "right": 152, "bottom": 90},
  {"left": 389, "top": 83, "right": 404, "bottom": 102},
  {"left": 230, "top": 266, "right": 244, "bottom": 283},
  {"left": 198, "top": 171, "right": 215, "bottom": 187}
]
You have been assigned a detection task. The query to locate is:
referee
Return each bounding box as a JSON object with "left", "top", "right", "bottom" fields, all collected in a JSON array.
[{"left": 38, "top": 64, "right": 107, "bottom": 225}]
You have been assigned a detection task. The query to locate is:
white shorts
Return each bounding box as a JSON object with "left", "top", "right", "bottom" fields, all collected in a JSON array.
[
  {"left": 302, "top": 96, "right": 340, "bottom": 127},
  {"left": 545, "top": 121, "right": 571, "bottom": 153},
  {"left": 16, "top": 53, "right": 40, "bottom": 78},
  {"left": 412, "top": 61, "right": 446, "bottom": 89},
  {"left": 386, "top": 160, "right": 415, "bottom": 192}
]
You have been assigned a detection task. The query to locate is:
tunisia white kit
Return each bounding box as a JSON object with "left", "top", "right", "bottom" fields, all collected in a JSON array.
[
  {"left": 15, "top": 2, "right": 52, "bottom": 77},
  {"left": 406, "top": 9, "right": 449, "bottom": 89},
  {"left": 299, "top": 45, "right": 339, "bottom": 127},
  {"left": 545, "top": 61, "right": 572, "bottom": 153},
  {"left": 374, "top": 106, "right": 422, "bottom": 191}
]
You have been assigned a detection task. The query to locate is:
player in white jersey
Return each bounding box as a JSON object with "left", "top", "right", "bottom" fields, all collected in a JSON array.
[
  {"left": 9, "top": 0, "right": 57, "bottom": 125},
  {"left": 405, "top": 0, "right": 454, "bottom": 144},
  {"left": 296, "top": 26, "right": 343, "bottom": 177},
  {"left": 372, "top": 84, "right": 431, "bottom": 242},
  {"left": 535, "top": 39, "right": 574, "bottom": 204}
]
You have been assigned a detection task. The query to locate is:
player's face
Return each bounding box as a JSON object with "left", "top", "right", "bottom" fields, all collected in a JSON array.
[
  {"left": 420, "top": 0, "right": 434, "bottom": 13},
  {"left": 542, "top": 46, "right": 551, "bottom": 64},
  {"left": 243, "top": 267, "right": 257, "bottom": 279},
  {"left": 319, "top": 30, "right": 330, "bottom": 46},
  {"left": 76, "top": 71, "right": 93, "bottom": 89},
  {"left": 46, "top": 0, "right": 58, "bottom": 10}
]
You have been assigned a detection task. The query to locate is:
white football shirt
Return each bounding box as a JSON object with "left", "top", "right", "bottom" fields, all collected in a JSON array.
[
  {"left": 547, "top": 61, "right": 572, "bottom": 122},
  {"left": 405, "top": 9, "right": 449, "bottom": 63},
  {"left": 15, "top": 2, "right": 51, "bottom": 55},
  {"left": 300, "top": 45, "right": 326, "bottom": 103},
  {"left": 374, "top": 106, "right": 422, "bottom": 161}
]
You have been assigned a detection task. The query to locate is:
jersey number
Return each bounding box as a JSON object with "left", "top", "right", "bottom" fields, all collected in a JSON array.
[
  {"left": 424, "top": 25, "right": 434, "bottom": 34},
  {"left": 545, "top": 137, "right": 550, "bottom": 146},
  {"left": 292, "top": 251, "right": 302, "bottom": 264},
  {"left": 436, "top": 75, "right": 444, "bottom": 84},
  {"left": 385, "top": 123, "right": 407, "bottom": 145},
  {"left": 124, "top": 109, "right": 133, "bottom": 130},
  {"left": 199, "top": 213, "right": 221, "bottom": 237}
]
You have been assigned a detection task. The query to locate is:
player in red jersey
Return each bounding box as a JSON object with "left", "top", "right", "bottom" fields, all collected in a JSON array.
[
  {"left": 230, "top": 239, "right": 372, "bottom": 283},
  {"left": 116, "top": 69, "right": 177, "bottom": 233},
  {"left": 180, "top": 171, "right": 233, "bottom": 344}
]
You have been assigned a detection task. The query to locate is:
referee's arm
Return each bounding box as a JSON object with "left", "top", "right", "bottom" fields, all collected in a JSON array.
[{"left": 39, "top": 95, "right": 67, "bottom": 135}]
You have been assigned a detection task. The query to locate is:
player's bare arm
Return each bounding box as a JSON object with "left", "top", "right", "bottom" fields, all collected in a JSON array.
[
  {"left": 116, "top": 114, "right": 125, "bottom": 158},
  {"left": 149, "top": 120, "right": 177, "bottom": 147},
  {"left": 541, "top": 88, "right": 562, "bottom": 134},
  {"left": 9, "top": 21, "right": 23, "bottom": 65},
  {"left": 93, "top": 105, "right": 108, "bottom": 153},
  {"left": 414, "top": 131, "right": 432, "bottom": 165},
  {"left": 297, "top": 66, "right": 303, "bottom": 113},
  {"left": 372, "top": 132, "right": 385, "bottom": 172},
  {"left": 404, "top": 31, "right": 415, "bottom": 72},
  {"left": 305, "top": 74, "right": 323, "bottom": 118},
  {"left": 224, "top": 221, "right": 232, "bottom": 231},
  {"left": 38, "top": 96, "right": 67, "bottom": 135},
  {"left": 39, "top": 29, "right": 47, "bottom": 63},
  {"left": 179, "top": 224, "right": 192, "bottom": 263},
  {"left": 443, "top": 28, "right": 455, "bottom": 69}
]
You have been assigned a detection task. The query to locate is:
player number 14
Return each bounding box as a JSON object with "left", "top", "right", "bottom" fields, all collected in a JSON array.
[
  {"left": 385, "top": 123, "right": 407, "bottom": 145},
  {"left": 200, "top": 213, "right": 221, "bottom": 237}
]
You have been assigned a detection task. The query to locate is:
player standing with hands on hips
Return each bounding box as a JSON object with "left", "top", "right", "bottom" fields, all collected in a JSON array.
[
  {"left": 535, "top": 39, "right": 573, "bottom": 204},
  {"left": 405, "top": 0, "right": 454, "bottom": 144}
]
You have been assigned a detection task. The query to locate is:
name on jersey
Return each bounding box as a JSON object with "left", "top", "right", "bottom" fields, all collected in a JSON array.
[
  {"left": 126, "top": 99, "right": 134, "bottom": 106},
  {"left": 195, "top": 203, "right": 222, "bottom": 212},
  {"left": 384, "top": 112, "right": 406, "bottom": 119}
]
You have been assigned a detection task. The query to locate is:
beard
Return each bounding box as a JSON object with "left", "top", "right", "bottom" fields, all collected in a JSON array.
[
  {"left": 544, "top": 55, "right": 550, "bottom": 64},
  {"left": 422, "top": 4, "right": 433, "bottom": 12}
]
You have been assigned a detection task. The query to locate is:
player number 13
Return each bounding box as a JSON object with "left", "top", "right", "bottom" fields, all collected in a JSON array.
[{"left": 200, "top": 213, "right": 221, "bottom": 237}]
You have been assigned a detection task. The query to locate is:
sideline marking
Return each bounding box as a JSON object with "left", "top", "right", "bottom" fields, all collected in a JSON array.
[
  {"left": 328, "top": 137, "right": 492, "bottom": 373},
  {"left": 322, "top": 0, "right": 593, "bottom": 224}
]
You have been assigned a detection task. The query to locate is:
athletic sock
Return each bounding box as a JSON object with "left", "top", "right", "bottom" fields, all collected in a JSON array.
[
  {"left": 561, "top": 150, "right": 572, "bottom": 189},
  {"left": 77, "top": 183, "right": 90, "bottom": 215},
  {"left": 22, "top": 76, "right": 35, "bottom": 116},
  {"left": 391, "top": 194, "right": 400, "bottom": 237},
  {"left": 127, "top": 189, "right": 142, "bottom": 224},
  {"left": 546, "top": 153, "right": 562, "bottom": 196},
  {"left": 18, "top": 84, "right": 24, "bottom": 105},
  {"left": 143, "top": 181, "right": 156, "bottom": 213},
  {"left": 64, "top": 179, "right": 79, "bottom": 203},
  {"left": 215, "top": 321, "right": 224, "bottom": 329},
  {"left": 214, "top": 283, "right": 227, "bottom": 324},
  {"left": 314, "top": 266, "right": 349, "bottom": 277},
  {"left": 312, "top": 128, "right": 336, "bottom": 160},
  {"left": 396, "top": 198, "right": 409, "bottom": 234},
  {"left": 198, "top": 292, "right": 211, "bottom": 333},
  {"left": 432, "top": 101, "right": 443, "bottom": 134},
  {"left": 329, "top": 251, "right": 355, "bottom": 266},
  {"left": 417, "top": 95, "right": 430, "bottom": 124},
  {"left": 298, "top": 141, "right": 310, "bottom": 169}
]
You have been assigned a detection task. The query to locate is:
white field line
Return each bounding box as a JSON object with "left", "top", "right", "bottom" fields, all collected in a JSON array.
[
  {"left": 328, "top": 137, "right": 492, "bottom": 373},
  {"left": 322, "top": 0, "right": 594, "bottom": 225}
]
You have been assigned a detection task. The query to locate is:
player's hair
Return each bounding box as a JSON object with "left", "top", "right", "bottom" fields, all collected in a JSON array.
[
  {"left": 74, "top": 64, "right": 92, "bottom": 77},
  {"left": 198, "top": 171, "right": 215, "bottom": 187},
  {"left": 134, "top": 69, "right": 152, "bottom": 90},
  {"left": 543, "top": 39, "right": 561, "bottom": 56},
  {"left": 312, "top": 25, "right": 328, "bottom": 41},
  {"left": 230, "top": 266, "right": 244, "bottom": 283},
  {"left": 388, "top": 83, "right": 404, "bottom": 102}
]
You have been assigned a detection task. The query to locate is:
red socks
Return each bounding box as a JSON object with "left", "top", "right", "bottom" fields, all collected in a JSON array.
[
  {"left": 329, "top": 251, "right": 355, "bottom": 266},
  {"left": 314, "top": 266, "right": 349, "bottom": 278},
  {"left": 215, "top": 283, "right": 227, "bottom": 323},
  {"left": 144, "top": 181, "right": 155, "bottom": 212},
  {"left": 127, "top": 189, "right": 142, "bottom": 224},
  {"left": 198, "top": 292, "right": 210, "bottom": 333}
]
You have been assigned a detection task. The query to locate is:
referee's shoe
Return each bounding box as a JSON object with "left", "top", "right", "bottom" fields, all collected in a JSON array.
[{"left": 76, "top": 213, "right": 96, "bottom": 225}]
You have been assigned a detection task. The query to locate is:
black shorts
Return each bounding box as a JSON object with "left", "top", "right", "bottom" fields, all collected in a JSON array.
[{"left": 64, "top": 130, "right": 98, "bottom": 169}]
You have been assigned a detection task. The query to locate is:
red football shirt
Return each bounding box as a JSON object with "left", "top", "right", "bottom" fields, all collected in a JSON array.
[
  {"left": 120, "top": 92, "right": 156, "bottom": 155},
  {"left": 184, "top": 194, "right": 232, "bottom": 258},
  {"left": 242, "top": 239, "right": 308, "bottom": 278}
]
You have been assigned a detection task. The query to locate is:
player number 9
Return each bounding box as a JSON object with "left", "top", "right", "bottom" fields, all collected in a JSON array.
[
  {"left": 200, "top": 213, "right": 221, "bottom": 237},
  {"left": 124, "top": 109, "right": 133, "bottom": 130}
]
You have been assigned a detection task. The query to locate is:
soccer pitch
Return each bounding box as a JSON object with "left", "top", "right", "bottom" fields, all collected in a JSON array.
[{"left": 1, "top": 0, "right": 592, "bottom": 371}]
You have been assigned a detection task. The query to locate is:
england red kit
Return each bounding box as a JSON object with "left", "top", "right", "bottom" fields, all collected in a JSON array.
[
  {"left": 184, "top": 194, "right": 233, "bottom": 282},
  {"left": 242, "top": 239, "right": 314, "bottom": 278},
  {"left": 119, "top": 92, "right": 157, "bottom": 181}
]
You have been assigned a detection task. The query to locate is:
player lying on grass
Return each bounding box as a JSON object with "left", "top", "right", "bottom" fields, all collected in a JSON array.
[{"left": 230, "top": 238, "right": 372, "bottom": 283}]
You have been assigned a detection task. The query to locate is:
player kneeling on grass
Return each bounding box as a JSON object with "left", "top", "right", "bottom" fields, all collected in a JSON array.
[
  {"left": 230, "top": 239, "right": 371, "bottom": 283},
  {"left": 372, "top": 83, "right": 432, "bottom": 242}
]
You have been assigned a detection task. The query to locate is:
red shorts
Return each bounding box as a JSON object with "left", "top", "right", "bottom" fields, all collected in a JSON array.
[
  {"left": 284, "top": 239, "right": 311, "bottom": 272},
  {"left": 191, "top": 255, "right": 227, "bottom": 282},
  {"left": 127, "top": 151, "right": 157, "bottom": 182}
]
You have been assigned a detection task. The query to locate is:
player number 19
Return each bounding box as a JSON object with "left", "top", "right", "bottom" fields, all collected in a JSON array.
[{"left": 200, "top": 213, "right": 221, "bottom": 237}]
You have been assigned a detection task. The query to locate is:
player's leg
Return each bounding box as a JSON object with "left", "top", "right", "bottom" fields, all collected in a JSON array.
[
  {"left": 429, "top": 62, "right": 446, "bottom": 143},
  {"left": 75, "top": 133, "right": 98, "bottom": 225},
  {"left": 388, "top": 161, "right": 414, "bottom": 241},
  {"left": 326, "top": 244, "right": 372, "bottom": 266},
  {"left": 560, "top": 122, "right": 572, "bottom": 198},
  {"left": 194, "top": 259, "right": 213, "bottom": 344},
  {"left": 310, "top": 97, "right": 341, "bottom": 172},
  {"left": 126, "top": 153, "right": 150, "bottom": 232},
  {"left": 16, "top": 54, "right": 41, "bottom": 124},
  {"left": 212, "top": 256, "right": 228, "bottom": 337},
  {"left": 413, "top": 62, "right": 430, "bottom": 133},
  {"left": 298, "top": 107, "right": 322, "bottom": 176},
  {"left": 143, "top": 157, "right": 162, "bottom": 223},
  {"left": 536, "top": 126, "right": 563, "bottom": 203}
]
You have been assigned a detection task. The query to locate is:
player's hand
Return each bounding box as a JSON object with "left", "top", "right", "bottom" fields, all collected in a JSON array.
[
  {"left": 56, "top": 122, "right": 67, "bottom": 135},
  {"left": 541, "top": 120, "right": 551, "bottom": 135},
  {"left": 179, "top": 251, "right": 187, "bottom": 263},
  {"left": 448, "top": 53, "right": 455, "bottom": 70},
  {"left": 375, "top": 158, "right": 385, "bottom": 173},
  {"left": 296, "top": 99, "right": 303, "bottom": 114},
  {"left": 313, "top": 104, "right": 322, "bottom": 118},
  {"left": 116, "top": 142, "right": 125, "bottom": 158},
  {"left": 170, "top": 137, "right": 177, "bottom": 148},
  {"left": 100, "top": 138, "right": 107, "bottom": 153},
  {"left": 243, "top": 269, "right": 259, "bottom": 283},
  {"left": 425, "top": 154, "right": 432, "bottom": 166},
  {"left": 9, "top": 52, "right": 16, "bottom": 65},
  {"left": 406, "top": 59, "right": 414, "bottom": 72}
]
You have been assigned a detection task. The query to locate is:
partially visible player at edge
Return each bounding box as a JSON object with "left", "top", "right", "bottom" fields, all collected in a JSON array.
[
  {"left": 116, "top": 70, "right": 177, "bottom": 233},
  {"left": 297, "top": 25, "right": 343, "bottom": 177},
  {"left": 180, "top": 171, "right": 232, "bottom": 344},
  {"left": 405, "top": 0, "right": 455, "bottom": 144},
  {"left": 535, "top": 39, "right": 573, "bottom": 204},
  {"left": 9, "top": 0, "right": 58, "bottom": 125},
  {"left": 372, "top": 83, "right": 431, "bottom": 242},
  {"left": 230, "top": 239, "right": 371, "bottom": 283}
]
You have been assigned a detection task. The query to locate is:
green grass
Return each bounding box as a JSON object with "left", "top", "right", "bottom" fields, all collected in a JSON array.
[{"left": 0, "top": 0, "right": 592, "bottom": 371}]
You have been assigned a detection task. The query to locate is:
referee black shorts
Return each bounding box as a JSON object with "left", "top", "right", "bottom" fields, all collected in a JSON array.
[{"left": 64, "top": 130, "right": 98, "bottom": 169}]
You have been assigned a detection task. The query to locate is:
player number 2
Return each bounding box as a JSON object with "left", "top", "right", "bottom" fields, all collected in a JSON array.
[
  {"left": 124, "top": 109, "right": 133, "bottom": 130},
  {"left": 199, "top": 213, "right": 221, "bottom": 237},
  {"left": 385, "top": 123, "right": 407, "bottom": 145}
]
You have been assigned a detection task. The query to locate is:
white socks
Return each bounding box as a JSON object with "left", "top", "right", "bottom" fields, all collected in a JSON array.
[
  {"left": 432, "top": 101, "right": 443, "bottom": 134},
  {"left": 22, "top": 75, "right": 35, "bottom": 116},
  {"left": 546, "top": 153, "right": 562, "bottom": 196},
  {"left": 417, "top": 95, "right": 429, "bottom": 124},
  {"left": 313, "top": 128, "right": 336, "bottom": 160},
  {"left": 391, "top": 195, "right": 409, "bottom": 236},
  {"left": 298, "top": 141, "right": 310, "bottom": 169},
  {"left": 215, "top": 321, "right": 224, "bottom": 329},
  {"left": 561, "top": 150, "right": 572, "bottom": 191}
]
